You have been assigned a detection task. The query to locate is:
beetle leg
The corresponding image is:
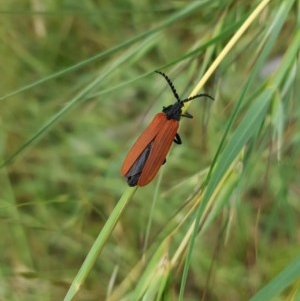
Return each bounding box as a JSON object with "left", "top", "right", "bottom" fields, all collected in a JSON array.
[{"left": 174, "top": 133, "right": 182, "bottom": 144}]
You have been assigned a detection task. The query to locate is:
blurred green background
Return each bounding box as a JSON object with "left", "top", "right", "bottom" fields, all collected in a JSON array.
[{"left": 0, "top": 0, "right": 299, "bottom": 300}]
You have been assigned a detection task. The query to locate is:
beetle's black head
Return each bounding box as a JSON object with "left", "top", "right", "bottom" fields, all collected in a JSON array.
[
  {"left": 155, "top": 71, "right": 214, "bottom": 121},
  {"left": 162, "top": 101, "right": 184, "bottom": 121}
]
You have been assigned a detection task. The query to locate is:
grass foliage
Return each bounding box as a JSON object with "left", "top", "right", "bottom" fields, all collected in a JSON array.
[{"left": 0, "top": 0, "right": 299, "bottom": 300}]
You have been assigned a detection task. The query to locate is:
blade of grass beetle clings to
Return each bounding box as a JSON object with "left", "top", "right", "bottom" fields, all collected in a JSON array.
[
  {"left": 179, "top": 0, "right": 297, "bottom": 299},
  {"left": 0, "top": 1, "right": 208, "bottom": 103},
  {"left": 64, "top": 5, "right": 221, "bottom": 300},
  {"left": 63, "top": 187, "right": 136, "bottom": 301},
  {"left": 180, "top": 0, "right": 274, "bottom": 115}
]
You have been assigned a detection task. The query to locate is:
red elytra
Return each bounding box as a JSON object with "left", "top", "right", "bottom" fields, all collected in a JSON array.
[{"left": 121, "top": 71, "right": 213, "bottom": 187}]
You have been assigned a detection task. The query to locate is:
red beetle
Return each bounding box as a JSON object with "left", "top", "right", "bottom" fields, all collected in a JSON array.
[{"left": 121, "top": 71, "right": 213, "bottom": 187}]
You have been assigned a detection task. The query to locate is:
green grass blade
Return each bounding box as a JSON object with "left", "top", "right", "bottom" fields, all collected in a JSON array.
[
  {"left": 0, "top": 1, "right": 207, "bottom": 102},
  {"left": 248, "top": 256, "right": 300, "bottom": 301},
  {"left": 63, "top": 187, "right": 137, "bottom": 301},
  {"left": 179, "top": 0, "right": 296, "bottom": 298},
  {"left": 0, "top": 38, "right": 153, "bottom": 167}
]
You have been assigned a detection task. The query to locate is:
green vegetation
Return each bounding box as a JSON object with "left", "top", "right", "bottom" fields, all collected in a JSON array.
[{"left": 0, "top": 0, "right": 299, "bottom": 300}]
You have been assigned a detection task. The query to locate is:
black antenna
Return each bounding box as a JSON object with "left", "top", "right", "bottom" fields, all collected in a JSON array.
[
  {"left": 182, "top": 93, "right": 214, "bottom": 103},
  {"left": 155, "top": 71, "right": 181, "bottom": 102},
  {"left": 155, "top": 71, "right": 214, "bottom": 103}
]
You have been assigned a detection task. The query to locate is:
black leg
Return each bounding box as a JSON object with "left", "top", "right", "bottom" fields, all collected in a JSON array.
[
  {"left": 174, "top": 133, "right": 182, "bottom": 144},
  {"left": 181, "top": 111, "right": 193, "bottom": 119}
]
